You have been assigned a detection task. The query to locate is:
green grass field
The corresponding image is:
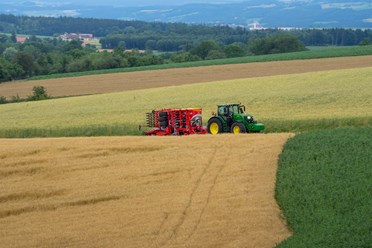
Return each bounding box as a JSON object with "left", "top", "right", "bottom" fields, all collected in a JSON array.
[
  {"left": 0, "top": 66, "right": 371, "bottom": 138},
  {"left": 29, "top": 45, "right": 372, "bottom": 81},
  {"left": 275, "top": 127, "right": 372, "bottom": 247}
]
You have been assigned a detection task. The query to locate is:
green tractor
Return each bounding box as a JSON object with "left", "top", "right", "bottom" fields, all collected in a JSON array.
[{"left": 207, "top": 103, "right": 265, "bottom": 134}]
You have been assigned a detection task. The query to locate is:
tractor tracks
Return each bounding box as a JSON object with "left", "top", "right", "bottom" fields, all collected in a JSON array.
[
  {"left": 159, "top": 145, "right": 230, "bottom": 247},
  {"left": 187, "top": 146, "right": 231, "bottom": 241},
  {"left": 0, "top": 135, "right": 294, "bottom": 248}
]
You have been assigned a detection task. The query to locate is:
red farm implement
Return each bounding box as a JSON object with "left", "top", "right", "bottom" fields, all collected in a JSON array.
[{"left": 145, "top": 108, "right": 207, "bottom": 136}]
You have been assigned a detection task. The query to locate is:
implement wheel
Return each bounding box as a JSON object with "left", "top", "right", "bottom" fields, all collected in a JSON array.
[
  {"left": 231, "top": 122, "right": 246, "bottom": 134},
  {"left": 208, "top": 118, "right": 222, "bottom": 135}
]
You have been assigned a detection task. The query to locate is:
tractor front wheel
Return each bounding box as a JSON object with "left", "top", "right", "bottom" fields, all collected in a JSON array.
[
  {"left": 231, "top": 122, "right": 246, "bottom": 134},
  {"left": 208, "top": 118, "right": 222, "bottom": 135}
]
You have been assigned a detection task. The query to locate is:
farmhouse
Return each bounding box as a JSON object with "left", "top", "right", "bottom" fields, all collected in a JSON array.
[
  {"left": 16, "top": 36, "right": 27, "bottom": 43},
  {"left": 60, "top": 33, "right": 94, "bottom": 41},
  {"left": 60, "top": 33, "right": 100, "bottom": 48}
]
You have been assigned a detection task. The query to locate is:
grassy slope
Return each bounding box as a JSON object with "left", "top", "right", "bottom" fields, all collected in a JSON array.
[
  {"left": 276, "top": 127, "right": 372, "bottom": 247},
  {"left": 0, "top": 67, "right": 371, "bottom": 137},
  {"left": 29, "top": 45, "right": 372, "bottom": 81}
]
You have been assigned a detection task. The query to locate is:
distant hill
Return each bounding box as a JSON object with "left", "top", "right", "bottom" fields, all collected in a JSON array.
[{"left": 0, "top": 0, "right": 371, "bottom": 28}]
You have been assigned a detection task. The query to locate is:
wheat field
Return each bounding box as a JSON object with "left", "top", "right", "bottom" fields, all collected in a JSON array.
[
  {"left": 0, "top": 67, "right": 371, "bottom": 133},
  {"left": 0, "top": 134, "right": 292, "bottom": 247}
]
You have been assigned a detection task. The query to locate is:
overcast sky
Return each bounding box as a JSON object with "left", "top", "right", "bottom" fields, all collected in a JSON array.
[
  {"left": 76, "top": 0, "right": 244, "bottom": 6},
  {"left": 7, "top": 0, "right": 246, "bottom": 7}
]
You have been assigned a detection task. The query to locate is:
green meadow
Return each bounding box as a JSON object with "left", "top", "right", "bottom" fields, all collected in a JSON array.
[{"left": 276, "top": 127, "right": 372, "bottom": 247}]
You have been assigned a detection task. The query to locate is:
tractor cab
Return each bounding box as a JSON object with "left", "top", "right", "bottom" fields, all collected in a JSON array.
[
  {"left": 208, "top": 103, "right": 265, "bottom": 134},
  {"left": 217, "top": 104, "right": 245, "bottom": 116}
]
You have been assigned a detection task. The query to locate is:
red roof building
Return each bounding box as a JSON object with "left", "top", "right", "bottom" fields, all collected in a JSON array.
[{"left": 16, "top": 37, "right": 27, "bottom": 43}]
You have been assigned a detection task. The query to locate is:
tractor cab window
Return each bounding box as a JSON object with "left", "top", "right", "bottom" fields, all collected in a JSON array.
[
  {"left": 218, "top": 106, "right": 226, "bottom": 115},
  {"left": 229, "top": 106, "right": 234, "bottom": 114},
  {"left": 231, "top": 105, "right": 239, "bottom": 114}
]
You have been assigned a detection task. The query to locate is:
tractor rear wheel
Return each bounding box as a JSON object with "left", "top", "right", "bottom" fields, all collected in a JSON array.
[
  {"left": 231, "top": 122, "right": 246, "bottom": 134},
  {"left": 208, "top": 118, "right": 222, "bottom": 135}
]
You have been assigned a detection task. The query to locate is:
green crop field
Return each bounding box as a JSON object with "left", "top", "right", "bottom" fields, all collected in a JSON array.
[
  {"left": 0, "top": 67, "right": 371, "bottom": 138},
  {"left": 29, "top": 45, "right": 372, "bottom": 81},
  {"left": 275, "top": 127, "right": 372, "bottom": 247}
]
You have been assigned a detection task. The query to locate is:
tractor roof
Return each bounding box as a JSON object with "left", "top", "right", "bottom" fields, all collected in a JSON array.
[{"left": 217, "top": 103, "right": 241, "bottom": 107}]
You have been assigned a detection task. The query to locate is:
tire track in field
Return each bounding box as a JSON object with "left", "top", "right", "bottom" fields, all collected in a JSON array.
[
  {"left": 160, "top": 144, "right": 232, "bottom": 246},
  {"left": 160, "top": 147, "right": 218, "bottom": 247},
  {"left": 187, "top": 146, "right": 232, "bottom": 241},
  {"left": 0, "top": 135, "right": 293, "bottom": 248}
]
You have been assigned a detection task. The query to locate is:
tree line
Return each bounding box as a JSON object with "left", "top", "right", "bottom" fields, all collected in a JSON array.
[
  {"left": 0, "top": 14, "right": 371, "bottom": 83},
  {"left": 0, "top": 33, "right": 308, "bottom": 83},
  {"left": 100, "top": 28, "right": 372, "bottom": 51},
  {"left": 1, "top": 14, "right": 372, "bottom": 51}
]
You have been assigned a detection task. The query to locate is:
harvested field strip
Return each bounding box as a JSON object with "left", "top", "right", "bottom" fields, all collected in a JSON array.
[
  {"left": 276, "top": 127, "right": 372, "bottom": 247},
  {"left": 1, "top": 55, "right": 372, "bottom": 98},
  {"left": 0, "top": 67, "right": 371, "bottom": 137},
  {"left": 0, "top": 134, "right": 292, "bottom": 248},
  {"left": 26, "top": 45, "right": 372, "bottom": 82}
]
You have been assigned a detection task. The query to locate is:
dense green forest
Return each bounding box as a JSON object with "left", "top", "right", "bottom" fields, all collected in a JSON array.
[
  {"left": 1, "top": 14, "right": 372, "bottom": 50},
  {"left": 0, "top": 14, "right": 371, "bottom": 83},
  {"left": 0, "top": 33, "right": 307, "bottom": 83}
]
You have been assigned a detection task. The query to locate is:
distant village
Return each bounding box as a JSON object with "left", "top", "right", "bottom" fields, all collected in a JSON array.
[
  {"left": 15, "top": 32, "right": 105, "bottom": 50},
  {"left": 16, "top": 32, "right": 97, "bottom": 44},
  {"left": 14, "top": 21, "right": 301, "bottom": 45},
  {"left": 60, "top": 32, "right": 102, "bottom": 49},
  {"left": 15, "top": 33, "right": 150, "bottom": 53},
  {"left": 60, "top": 33, "right": 94, "bottom": 40},
  {"left": 228, "top": 21, "right": 302, "bottom": 31},
  {"left": 14, "top": 21, "right": 302, "bottom": 47}
]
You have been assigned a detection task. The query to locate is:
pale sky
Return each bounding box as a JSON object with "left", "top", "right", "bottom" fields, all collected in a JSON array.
[
  {"left": 79, "top": 0, "right": 245, "bottom": 6},
  {"left": 8, "top": 0, "right": 246, "bottom": 7}
]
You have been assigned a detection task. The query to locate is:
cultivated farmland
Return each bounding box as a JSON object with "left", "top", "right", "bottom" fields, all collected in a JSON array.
[
  {"left": 0, "top": 66, "right": 371, "bottom": 137},
  {"left": 0, "top": 134, "right": 292, "bottom": 248},
  {"left": 1, "top": 55, "right": 372, "bottom": 98},
  {"left": 0, "top": 52, "right": 371, "bottom": 248},
  {"left": 276, "top": 127, "right": 372, "bottom": 247}
]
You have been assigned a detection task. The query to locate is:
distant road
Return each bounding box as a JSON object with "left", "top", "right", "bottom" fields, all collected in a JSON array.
[{"left": 1, "top": 55, "right": 372, "bottom": 98}]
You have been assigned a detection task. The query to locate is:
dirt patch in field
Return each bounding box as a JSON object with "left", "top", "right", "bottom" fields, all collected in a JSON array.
[
  {"left": 0, "top": 134, "right": 292, "bottom": 248},
  {"left": 1, "top": 55, "right": 372, "bottom": 98}
]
